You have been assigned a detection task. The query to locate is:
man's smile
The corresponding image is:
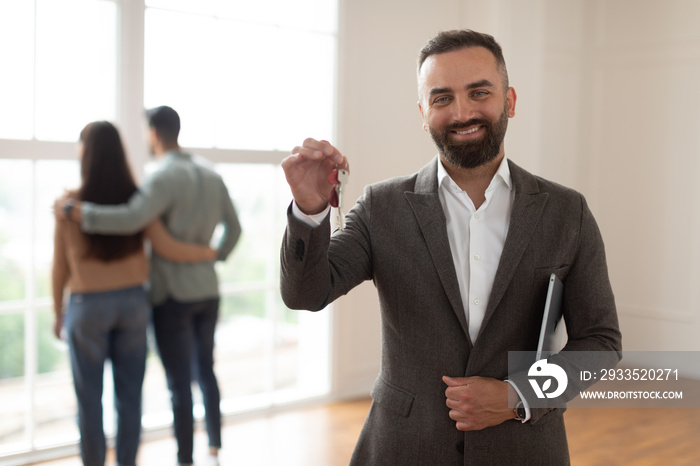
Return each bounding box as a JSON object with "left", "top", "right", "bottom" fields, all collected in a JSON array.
[{"left": 453, "top": 126, "right": 482, "bottom": 135}]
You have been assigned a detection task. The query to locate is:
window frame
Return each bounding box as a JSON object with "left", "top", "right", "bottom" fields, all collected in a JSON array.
[{"left": 0, "top": 0, "right": 337, "bottom": 462}]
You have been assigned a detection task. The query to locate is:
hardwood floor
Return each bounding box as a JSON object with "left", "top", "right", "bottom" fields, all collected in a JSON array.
[
  {"left": 566, "top": 408, "right": 700, "bottom": 465},
  {"left": 31, "top": 399, "right": 700, "bottom": 465}
]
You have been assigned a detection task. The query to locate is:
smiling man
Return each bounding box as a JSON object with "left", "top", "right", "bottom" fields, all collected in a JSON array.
[{"left": 280, "top": 30, "right": 621, "bottom": 465}]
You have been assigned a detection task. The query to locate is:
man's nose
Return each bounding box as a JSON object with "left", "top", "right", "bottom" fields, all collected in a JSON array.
[{"left": 451, "top": 97, "right": 477, "bottom": 122}]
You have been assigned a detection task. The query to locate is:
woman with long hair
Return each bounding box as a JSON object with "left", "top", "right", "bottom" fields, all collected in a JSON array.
[{"left": 52, "top": 121, "right": 215, "bottom": 466}]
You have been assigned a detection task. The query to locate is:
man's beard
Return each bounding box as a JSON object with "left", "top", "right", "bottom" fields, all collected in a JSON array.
[{"left": 429, "top": 104, "right": 509, "bottom": 169}]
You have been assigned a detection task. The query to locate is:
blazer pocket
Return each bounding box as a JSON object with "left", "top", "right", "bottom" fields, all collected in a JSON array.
[
  {"left": 371, "top": 376, "right": 415, "bottom": 418},
  {"left": 533, "top": 265, "right": 570, "bottom": 282}
]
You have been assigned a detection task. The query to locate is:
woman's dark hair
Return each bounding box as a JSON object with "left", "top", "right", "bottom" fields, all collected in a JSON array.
[{"left": 78, "top": 121, "right": 143, "bottom": 261}]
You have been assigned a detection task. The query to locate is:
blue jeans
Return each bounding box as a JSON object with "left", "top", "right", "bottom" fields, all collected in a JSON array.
[
  {"left": 152, "top": 297, "right": 221, "bottom": 465},
  {"left": 65, "top": 285, "right": 149, "bottom": 466}
]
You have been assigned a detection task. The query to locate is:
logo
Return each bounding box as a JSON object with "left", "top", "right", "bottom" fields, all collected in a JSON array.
[{"left": 528, "top": 359, "right": 568, "bottom": 399}]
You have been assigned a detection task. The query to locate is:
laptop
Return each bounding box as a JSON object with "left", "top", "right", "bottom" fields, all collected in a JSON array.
[{"left": 535, "top": 273, "right": 567, "bottom": 361}]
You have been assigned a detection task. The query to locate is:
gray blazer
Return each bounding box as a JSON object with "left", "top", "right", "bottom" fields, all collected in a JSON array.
[{"left": 281, "top": 158, "right": 622, "bottom": 465}]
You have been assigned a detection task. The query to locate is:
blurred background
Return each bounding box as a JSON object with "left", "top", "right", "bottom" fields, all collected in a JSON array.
[{"left": 1, "top": 0, "right": 699, "bottom": 464}]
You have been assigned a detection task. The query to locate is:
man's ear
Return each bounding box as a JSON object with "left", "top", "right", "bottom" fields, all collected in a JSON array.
[
  {"left": 507, "top": 87, "right": 517, "bottom": 118},
  {"left": 418, "top": 101, "right": 428, "bottom": 131}
]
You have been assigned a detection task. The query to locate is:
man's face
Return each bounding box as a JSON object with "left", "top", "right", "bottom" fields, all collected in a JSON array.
[{"left": 418, "top": 47, "right": 516, "bottom": 169}]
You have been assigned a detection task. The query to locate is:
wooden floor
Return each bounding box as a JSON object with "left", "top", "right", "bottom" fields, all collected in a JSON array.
[{"left": 31, "top": 399, "right": 700, "bottom": 465}]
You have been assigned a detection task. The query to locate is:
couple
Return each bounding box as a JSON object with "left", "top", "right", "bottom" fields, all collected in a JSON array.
[{"left": 52, "top": 107, "right": 240, "bottom": 466}]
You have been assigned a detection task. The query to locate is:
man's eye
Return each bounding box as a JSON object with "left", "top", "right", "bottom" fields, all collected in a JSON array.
[
  {"left": 434, "top": 96, "right": 451, "bottom": 104},
  {"left": 472, "top": 91, "right": 489, "bottom": 98}
]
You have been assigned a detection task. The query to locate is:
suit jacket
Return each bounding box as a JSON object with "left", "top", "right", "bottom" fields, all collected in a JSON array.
[{"left": 280, "top": 158, "right": 622, "bottom": 465}]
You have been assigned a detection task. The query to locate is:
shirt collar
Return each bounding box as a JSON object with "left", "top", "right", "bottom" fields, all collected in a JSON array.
[
  {"left": 163, "top": 149, "right": 191, "bottom": 161},
  {"left": 437, "top": 155, "right": 512, "bottom": 192}
]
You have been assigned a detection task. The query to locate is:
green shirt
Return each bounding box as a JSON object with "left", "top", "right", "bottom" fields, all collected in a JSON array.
[{"left": 81, "top": 150, "right": 241, "bottom": 305}]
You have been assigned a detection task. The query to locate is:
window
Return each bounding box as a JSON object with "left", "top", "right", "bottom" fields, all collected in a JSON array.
[
  {"left": 0, "top": 0, "right": 117, "bottom": 142},
  {"left": 0, "top": 0, "right": 336, "bottom": 462}
]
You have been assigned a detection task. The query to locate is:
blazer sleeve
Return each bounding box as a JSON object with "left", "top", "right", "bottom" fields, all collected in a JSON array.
[
  {"left": 510, "top": 194, "right": 622, "bottom": 424},
  {"left": 280, "top": 186, "right": 374, "bottom": 311}
]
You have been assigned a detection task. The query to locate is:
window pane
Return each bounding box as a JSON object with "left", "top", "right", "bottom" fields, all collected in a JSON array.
[
  {"left": 215, "top": 163, "right": 284, "bottom": 284},
  {"left": 144, "top": 8, "right": 218, "bottom": 149},
  {"left": 144, "top": 4, "right": 335, "bottom": 150},
  {"left": 0, "top": 308, "right": 77, "bottom": 455},
  {"left": 35, "top": 0, "right": 117, "bottom": 141},
  {"left": 218, "top": 291, "right": 269, "bottom": 397},
  {"left": 0, "top": 160, "right": 32, "bottom": 302},
  {"left": 145, "top": 0, "right": 338, "bottom": 33},
  {"left": 0, "top": 312, "right": 26, "bottom": 454},
  {"left": 275, "top": 297, "right": 330, "bottom": 400},
  {"left": 0, "top": 1, "right": 35, "bottom": 140},
  {"left": 0, "top": 313, "right": 25, "bottom": 380},
  {"left": 33, "top": 309, "right": 78, "bottom": 449},
  {"left": 268, "top": 28, "right": 335, "bottom": 151}
]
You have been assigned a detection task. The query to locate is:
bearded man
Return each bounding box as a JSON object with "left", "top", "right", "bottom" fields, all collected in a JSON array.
[{"left": 279, "top": 29, "right": 621, "bottom": 465}]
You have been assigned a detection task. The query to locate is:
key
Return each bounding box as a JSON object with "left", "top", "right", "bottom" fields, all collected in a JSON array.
[{"left": 335, "top": 168, "right": 349, "bottom": 230}]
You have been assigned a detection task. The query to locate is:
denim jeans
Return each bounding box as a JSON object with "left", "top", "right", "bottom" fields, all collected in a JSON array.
[
  {"left": 152, "top": 297, "right": 221, "bottom": 465},
  {"left": 65, "top": 285, "right": 149, "bottom": 466}
]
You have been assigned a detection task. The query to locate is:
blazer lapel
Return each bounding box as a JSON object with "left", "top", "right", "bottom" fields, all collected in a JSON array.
[
  {"left": 405, "top": 158, "right": 471, "bottom": 343},
  {"left": 479, "top": 161, "right": 549, "bottom": 333}
]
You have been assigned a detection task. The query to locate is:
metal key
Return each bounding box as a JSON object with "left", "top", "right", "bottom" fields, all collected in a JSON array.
[{"left": 335, "top": 168, "right": 349, "bottom": 230}]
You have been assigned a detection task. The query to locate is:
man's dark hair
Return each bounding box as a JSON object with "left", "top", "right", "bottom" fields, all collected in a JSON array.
[
  {"left": 418, "top": 29, "right": 509, "bottom": 89},
  {"left": 78, "top": 121, "right": 143, "bottom": 261},
  {"left": 146, "top": 105, "right": 181, "bottom": 144}
]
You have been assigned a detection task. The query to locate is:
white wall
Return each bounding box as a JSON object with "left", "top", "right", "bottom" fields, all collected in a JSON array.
[
  {"left": 581, "top": 0, "right": 700, "bottom": 358},
  {"left": 330, "top": 0, "right": 700, "bottom": 397}
]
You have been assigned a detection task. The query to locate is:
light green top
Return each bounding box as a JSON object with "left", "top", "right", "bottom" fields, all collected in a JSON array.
[{"left": 81, "top": 150, "right": 241, "bottom": 305}]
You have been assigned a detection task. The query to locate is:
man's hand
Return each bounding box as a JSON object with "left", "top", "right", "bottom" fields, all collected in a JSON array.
[
  {"left": 53, "top": 194, "right": 82, "bottom": 222},
  {"left": 443, "top": 376, "right": 516, "bottom": 431},
  {"left": 205, "top": 247, "right": 218, "bottom": 261},
  {"left": 281, "top": 138, "right": 349, "bottom": 215}
]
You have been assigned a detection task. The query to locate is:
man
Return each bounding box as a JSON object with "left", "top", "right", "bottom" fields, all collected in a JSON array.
[
  {"left": 280, "top": 30, "right": 621, "bottom": 465},
  {"left": 58, "top": 106, "right": 240, "bottom": 466}
]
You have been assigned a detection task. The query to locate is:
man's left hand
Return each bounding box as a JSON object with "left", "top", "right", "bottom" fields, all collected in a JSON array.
[
  {"left": 443, "top": 375, "right": 515, "bottom": 431},
  {"left": 53, "top": 194, "right": 82, "bottom": 222}
]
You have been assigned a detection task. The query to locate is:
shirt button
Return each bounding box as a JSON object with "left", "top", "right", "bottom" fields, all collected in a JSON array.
[
  {"left": 474, "top": 254, "right": 481, "bottom": 261},
  {"left": 474, "top": 213, "right": 480, "bottom": 220},
  {"left": 473, "top": 298, "right": 480, "bottom": 305}
]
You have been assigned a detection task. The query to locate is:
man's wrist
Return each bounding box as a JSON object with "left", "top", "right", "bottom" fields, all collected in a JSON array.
[
  {"left": 292, "top": 201, "right": 330, "bottom": 227},
  {"left": 505, "top": 379, "right": 531, "bottom": 422}
]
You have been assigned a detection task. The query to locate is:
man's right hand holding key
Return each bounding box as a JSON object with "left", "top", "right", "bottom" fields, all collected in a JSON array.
[{"left": 282, "top": 138, "right": 350, "bottom": 215}]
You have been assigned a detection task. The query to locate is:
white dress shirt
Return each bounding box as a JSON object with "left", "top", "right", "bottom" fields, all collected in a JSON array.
[{"left": 437, "top": 156, "right": 514, "bottom": 343}]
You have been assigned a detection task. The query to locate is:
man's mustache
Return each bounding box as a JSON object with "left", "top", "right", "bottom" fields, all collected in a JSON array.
[{"left": 443, "top": 119, "right": 491, "bottom": 132}]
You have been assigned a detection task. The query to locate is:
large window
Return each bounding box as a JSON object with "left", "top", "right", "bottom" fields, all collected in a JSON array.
[{"left": 0, "top": 0, "right": 336, "bottom": 463}]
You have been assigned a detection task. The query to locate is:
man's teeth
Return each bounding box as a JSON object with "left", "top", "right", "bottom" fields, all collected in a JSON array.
[{"left": 454, "top": 127, "right": 480, "bottom": 135}]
